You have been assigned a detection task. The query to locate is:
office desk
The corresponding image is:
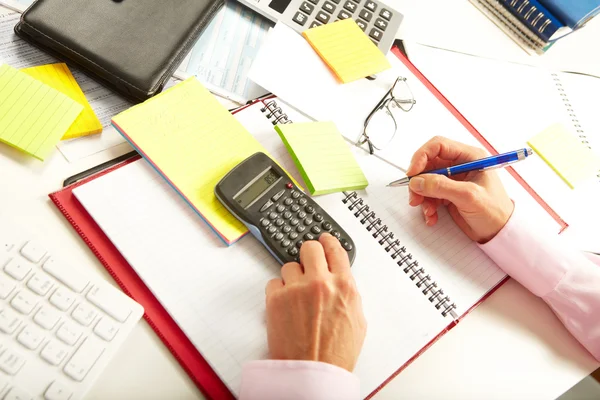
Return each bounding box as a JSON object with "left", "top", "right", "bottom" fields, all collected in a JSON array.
[{"left": 0, "top": 1, "right": 599, "bottom": 399}]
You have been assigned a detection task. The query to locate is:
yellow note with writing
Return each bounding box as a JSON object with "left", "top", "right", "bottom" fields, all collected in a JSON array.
[
  {"left": 528, "top": 123, "right": 600, "bottom": 189},
  {"left": 0, "top": 64, "right": 83, "bottom": 161},
  {"left": 21, "top": 63, "right": 102, "bottom": 140},
  {"left": 302, "top": 19, "right": 391, "bottom": 83},
  {"left": 111, "top": 78, "right": 272, "bottom": 244}
]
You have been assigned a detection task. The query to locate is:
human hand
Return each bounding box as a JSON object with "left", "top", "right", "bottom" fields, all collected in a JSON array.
[
  {"left": 406, "top": 136, "right": 514, "bottom": 244},
  {"left": 265, "top": 233, "right": 366, "bottom": 372}
]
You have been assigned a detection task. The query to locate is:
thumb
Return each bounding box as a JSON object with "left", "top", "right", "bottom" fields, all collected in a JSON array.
[{"left": 409, "top": 174, "right": 481, "bottom": 209}]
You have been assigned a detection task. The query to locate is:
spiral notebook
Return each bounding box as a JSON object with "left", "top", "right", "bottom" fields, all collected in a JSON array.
[{"left": 70, "top": 98, "right": 509, "bottom": 398}]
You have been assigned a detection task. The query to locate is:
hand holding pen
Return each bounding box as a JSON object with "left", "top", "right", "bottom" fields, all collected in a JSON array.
[{"left": 397, "top": 137, "right": 527, "bottom": 244}]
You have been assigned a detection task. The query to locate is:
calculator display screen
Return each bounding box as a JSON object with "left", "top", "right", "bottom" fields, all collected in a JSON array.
[
  {"left": 268, "top": 0, "right": 292, "bottom": 14},
  {"left": 235, "top": 168, "right": 281, "bottom": 209}
]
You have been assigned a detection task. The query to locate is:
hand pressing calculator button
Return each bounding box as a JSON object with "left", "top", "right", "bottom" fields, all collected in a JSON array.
[{"left": 216, "top": 152, "right": 356, "bottom": 265}]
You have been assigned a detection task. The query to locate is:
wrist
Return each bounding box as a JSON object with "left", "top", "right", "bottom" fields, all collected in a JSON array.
[{"left": 477, "top": 199, "right": 515, "bottom": 244}]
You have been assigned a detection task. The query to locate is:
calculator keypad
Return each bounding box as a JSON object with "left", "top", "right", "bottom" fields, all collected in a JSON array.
[{"left": 258, "top": 188, "right": 354, "bottom": 263}]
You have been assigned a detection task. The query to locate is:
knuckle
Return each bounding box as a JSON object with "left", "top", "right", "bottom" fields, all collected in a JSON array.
[
  {"left": 336, "top": 275, "right": 358, "bottom": 297},
  {"left": 462, "top": 183, "right": 483, "bottom": 203},
  {"left": 310, "top": 278, "right": 336, "bottom": 297}
]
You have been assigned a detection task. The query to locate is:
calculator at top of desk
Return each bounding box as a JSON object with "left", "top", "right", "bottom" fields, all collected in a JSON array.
[{"left": 238, "top": 0, "right": 403, "bottom": 52}]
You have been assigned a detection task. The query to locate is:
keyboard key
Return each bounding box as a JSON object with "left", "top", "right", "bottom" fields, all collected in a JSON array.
[
  {"left": 364, "top": 0, "right": 377, "bottom": 11},
  {"left": 0, "top": 348, "right": 25, "bottom": 375},
  {"left": 374, "top": 17, "right": 388, "bottom": 30},
  {"left": 63, "top": 337, "right": 105, "bottom": 382},
  {"left": 0, "top": 308, "right": 21, "bottom": 334},
  {"left": 44, "top": 381, "right": 73, "bottom": 400},
  {"left": 300, "top": 1, "right": 314, "bottom": 14},
  {"left": 0, "top": 275, "right": 16, "bottom": 299},
  {"left": 0, "top": 235, "right": 15, "bottom": 253},
  {"left": 379, "top": 8, "right": 392, "bottom": 20},
  {"left": 71, "top": 303, "right": 97, "bottom": 327},
  {"left": 26, "top": 272, "right": 54, "bottom": 296},
  {"left": 292, "top": 11, "right": 308, "bottom": 26},
  {"left": 56, "top": 321, "right": 82, "bottom": 346},
  {"left": 34, "top": 307, "right": 61, "bottom": 330},
  {"left": 356, "top": 19, "right": 367, "bottom": 31},
  {"left": 11, "top": 291, "right": 38, "bottom": 315},
  {"left": 86, "top": 286, "right": 131, "bottom": 323},
  {"left": 43, "top": 258, "right": 89, "bottom": 293},
  {"left": 20, "top": 241, "right": 46, "bottom": 263},
  {"left": 0, "top": 377, "right": 7, "bottom": 394},
  {"left": 50, "top": 287, "right": 75, "bottom": 311},
  {"left": 4, "top": 259, "right": 31, "bottom": 281},
  {"left": 358, "top": 9, "right": 372, "bottom": 21},
  {"left": 369, "top": 27, "right": 382, "bottom": 41},
  {"left": 343, "top": 1, "right": 357, "bottom": 12},
  {"left": 94, "top": 317, "right": 120, "bottom": 342},
  {"left": 315, "top": 10, "right": 330, "bottom": 23},
  {"left": 41, "top": 340, "right": 69, "bottom": 366},
  {"left": 322, "top": 1, "right": 336, "bottom": 13},
  {"left": 338, "top": 9, "right": 352, "bottom": 19},
  {"left": 4, "top": 387, "right": 32, "bottom": 400},
  {"left": 17, "top": 324, "right": 45, "bottom": 350}
]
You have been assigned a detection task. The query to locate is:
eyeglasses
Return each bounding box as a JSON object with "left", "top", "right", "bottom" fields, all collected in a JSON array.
[{"left": 357, "top": 77, "right": 416, "bottom": 154}]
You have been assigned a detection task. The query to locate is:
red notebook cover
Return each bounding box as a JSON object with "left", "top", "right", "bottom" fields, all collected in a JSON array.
[{"left": 48, "top": 45, "right": 567, "bottom": 400}]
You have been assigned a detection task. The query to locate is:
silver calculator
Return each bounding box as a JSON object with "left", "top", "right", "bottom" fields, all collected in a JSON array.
[{"left": 237, "top": 0, "right": 403, "bottom": 52}]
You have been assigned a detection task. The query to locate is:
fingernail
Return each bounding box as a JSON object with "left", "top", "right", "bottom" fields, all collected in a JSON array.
[{"left": 409, "top": 177, "right": 425, "bottom": 193}]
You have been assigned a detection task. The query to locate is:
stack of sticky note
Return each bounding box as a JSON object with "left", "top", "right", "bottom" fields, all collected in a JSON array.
[
  {"left": 528, "top": 123, "right": 600, "bottom": 189},
  {"left": 275, "top": 121, "right": 368, "bottom": 195},
  {"left": 302, "top": 19, "right": 391, "bottom": 83},
  {"left": 0, "top": 64, "right": 83, "bottom": 161},
  {"left": 21, "top": 63, "right": 102, "bottom": 140}
]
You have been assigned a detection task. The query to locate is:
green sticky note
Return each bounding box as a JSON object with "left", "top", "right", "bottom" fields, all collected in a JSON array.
[
  {"left": 275, "top": 121, "right": 368, "bottom": 195},
  {"left": 0, "top": 64, "right": 83, "bottom": 160}
]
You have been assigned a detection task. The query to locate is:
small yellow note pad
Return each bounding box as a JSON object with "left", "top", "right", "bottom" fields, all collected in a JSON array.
[
  {"left": 302, "top": 19, "right": 391, "bottom": 83},
  {"left": 21, "top": 63, "right": 102, "bottom": 140},
  {"left": 275, "top": 121, "right": 368, "bottom": 195},
  {"left": 0, "top": 64, "right": 83, "bottom": 161},
  {"left": 528, "top": 123, "right": 600, "bottom": 189},
  {"left": 112, "top": 78, "right": 274, "bottom": 245}
]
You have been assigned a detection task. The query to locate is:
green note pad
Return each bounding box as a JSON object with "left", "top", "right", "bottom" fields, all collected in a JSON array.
[{"left": 275, "top": 121, "right": 368, "bottom": 195}]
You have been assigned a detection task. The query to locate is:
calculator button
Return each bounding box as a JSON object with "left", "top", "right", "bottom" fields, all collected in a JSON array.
[
  {"left": 307, "top": 0, "right": 319, "bottom": 4},
  {"left": 364, "top": 0, "right": 377, "bottom": 11},
  {"left": 322, "top": 221, "right": 333, "bottom": 231},
  {"left": 260, "top": 200, "right": 274, "bottom": 213},
  {"left": 296, "top": 225, "right": 306, "bottom": 233},
  {"left": 288, "top": 247, "right": 299, "bottom": 256},
  {"left": 291, "top": 191, "right": 301, "bottom": 199},
  {"left": 290, "top": 218, "right": 299, "bottom": 226},
  {"left": 359, "top": 9, "right": 372, "bottom": 21},
  {"left": 304, "top": 233, "right": 316, "bottom": 241},
  {"left": 330, "top": 0, "right": 341, "bottom": 4},
  {"left": 290, "top": 204, "right": 300, "bottom": 212},
  {"left": 311, "top": 226, "right": 322, "bottom": 235},
  {"left": 260, "top": 219, "right": 270, "bottom": 227},
  {"left": 300, "top": 1, "right": 315, "bottom": 14},
  {"left": 288, "top": 232, "right": 299, "bottom": 240},
  {"left": 283, "top": 212, "right": 292, "bottom": 220},
  {"left": 283, "top": 225, "right": 292, "bottom": 233},
  {"left": 351, "top": 0, "right": 361, "bottom": 3},
  {"left": 315, "top": 10, "right": 330, "bottom": 23},
  {"left": 298, "top": 198, "right": 308, "bottom": 206},
  {"left": 356, "top": 19, "right": 367, "bottom": 31},
  {"left": 268, "top": 226, "right": 277, "bottom": 234},
  {"left": 304, "top": 218, "right": 313, "bottom": 226},
  {"left": 298, "top": 211, "right": 307, "bottom": 219},
  {"left": 379, "top": 8, "right": 392, "bottom": 20},
  {"left": 272, "top": 190, "right": 285, "bottom": 202},
  {"left": 322, "top": 1, "right": 336, "bottom": 13},
  {"left": 374, "top": 17, "right": 388, "bottom": 30},
  {"left": 282, "top": 240, "right": 291, "bottom": 248},
  {"left": 304, "top": 205, "right": 315, "bottom": 214},
  {"left": 293, "top": 11, "right": 308, "bottom": 25},
  {"left": 275, "top": 205, "right": 284, "bottom": 213},
  {"left": 341, "top": 239, "right": 353, "bottom": 251},
  {"left": 269, "top": 212, "right": 278, "bottom": 220},
  {"left": 286, "top": 182, "right": 293, "bottom": 189},
  {"left": 338, "top": 10, "right": 352, "bottom": 19},
  {"left": 284, "top": 198, "right": 294, "bottom": 206},
  {"left": 331, "top": 230, "right": 341, "bottom": 238},
  {"left": 275, "top": 219, "right": 285, "bottom": 227},
  {"left": 275, "top": 233, "right": 284, "bottom": 241},
  {"left": 309, "top": 21, "right": 322, "bottom": 28},
  {"left": 343, "top": 1, "right": 357, "bottom": 12},
  {"left": 369, "top": 27, "right": 382, "bottom": 41},
  {"left": 314, "top": 213, "right": 324, "bottom": 222}
]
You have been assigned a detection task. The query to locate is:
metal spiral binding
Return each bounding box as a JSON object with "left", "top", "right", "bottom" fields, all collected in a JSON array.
[
  {"left": 342, "top": 191, "right": 458, "bottom": 318},
  {"left": 260, "top": 100, "right": 292, "bottom": 125},
  {"left": 551, "top": 74, "right": 599, "bottom": 179}
]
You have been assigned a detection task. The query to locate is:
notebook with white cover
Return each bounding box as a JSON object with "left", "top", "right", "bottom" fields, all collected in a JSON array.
[{"left": 71, "top": 100, "right": 556, "bottom": 397}]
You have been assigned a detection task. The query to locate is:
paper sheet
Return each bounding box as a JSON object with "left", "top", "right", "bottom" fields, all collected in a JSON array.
[
  {"left": 111, "top": 78, "right": 270, "bottom": 245},
  {"left": 0, "top": 0, "right": 30, "bottom": 12},
  {"left": 275, "top": 121, "right": 368, "bottom": 195},
  {"left": 303, "top": 19, "right": 391, "bottom": 83},
  {"left": 21, "top": 63, "right": 102, "bottom": 140},
  {"left": 0, "top": 64, "right": 83, "bottom": 160}
]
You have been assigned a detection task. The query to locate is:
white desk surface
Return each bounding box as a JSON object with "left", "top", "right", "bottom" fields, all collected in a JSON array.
[{"left": 1, "top": 1, "right": 599, "bottom": 399}]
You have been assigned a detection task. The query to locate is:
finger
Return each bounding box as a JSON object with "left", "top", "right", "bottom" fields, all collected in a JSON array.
[
  {"left": 266, "top": 278, "right": 283, "bottom": 297},
  {"left": 409, "top": 174, "right": 482, "bottom": 210},
  {"left": 409, "top": 190, "right": 424, "bottom": 207},
  {"left": 300, "top": 240, "right": 329, "bottom": 278},
  {"left": 281, "top": 262, "right": 303, "bottom": 284},
  {"left": 319, "top": 233, "right": 350, "bottom": 274},
  {"left": 425, "top": 210, "right": 439, "bottom": 226},
  {"left": 407, "top": 136, "right": 487, "bottom": 176},
  {"left": 421, "top": 198, "right": 438, "bottom": 217}
]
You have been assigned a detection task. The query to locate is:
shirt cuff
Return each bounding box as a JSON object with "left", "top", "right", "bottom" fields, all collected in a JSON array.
[
  {"left": 478, "top": 201, "right": 568, "bottom": 297},
  {"left": 239, "top": 360, "right": 360, "bottom": 400}
]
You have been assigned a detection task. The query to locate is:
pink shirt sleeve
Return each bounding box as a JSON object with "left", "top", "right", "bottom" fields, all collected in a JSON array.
[
  {"left": 239, "top": 360, "right": 360, "bottom": 400},
  {"left": 479, "top": 202, "right": 600, "bottom": 361}
]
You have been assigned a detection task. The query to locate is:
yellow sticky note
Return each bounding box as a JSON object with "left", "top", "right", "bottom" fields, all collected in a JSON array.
[
  {"left": 21, "top": 63, "right": 102, "bottom": 140},
  {"left": 111, "top": 78, "right": 273, "bottom": 244},
  {"left": 528, "top": 123, "right": 600, "bottom": 189},
  {"left": 0, "top": 64, "right": 83, "bottom": 161},
  {"left": 275, "top": 121, "right": 368, "bottom": 195},
  {"left": 302, "top": 19, "right": 391, "bottom": 83}
]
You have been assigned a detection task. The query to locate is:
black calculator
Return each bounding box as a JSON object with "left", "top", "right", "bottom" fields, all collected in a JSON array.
[{"left": 215, "top": 152, "right": 356, "bottom": 266}]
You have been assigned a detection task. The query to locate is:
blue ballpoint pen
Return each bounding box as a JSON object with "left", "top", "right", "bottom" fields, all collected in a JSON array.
[{"left": 387, "top": 148, "right": 533, "bottom": 187}]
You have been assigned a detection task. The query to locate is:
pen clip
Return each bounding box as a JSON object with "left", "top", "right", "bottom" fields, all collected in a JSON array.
[{"left": 478, "top": 159, "right": 519, "bottom": 172}]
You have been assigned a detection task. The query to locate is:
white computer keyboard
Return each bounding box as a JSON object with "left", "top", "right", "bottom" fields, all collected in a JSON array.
[{"left": 0, "top": 216, "right": 144, "bottom": 400}]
